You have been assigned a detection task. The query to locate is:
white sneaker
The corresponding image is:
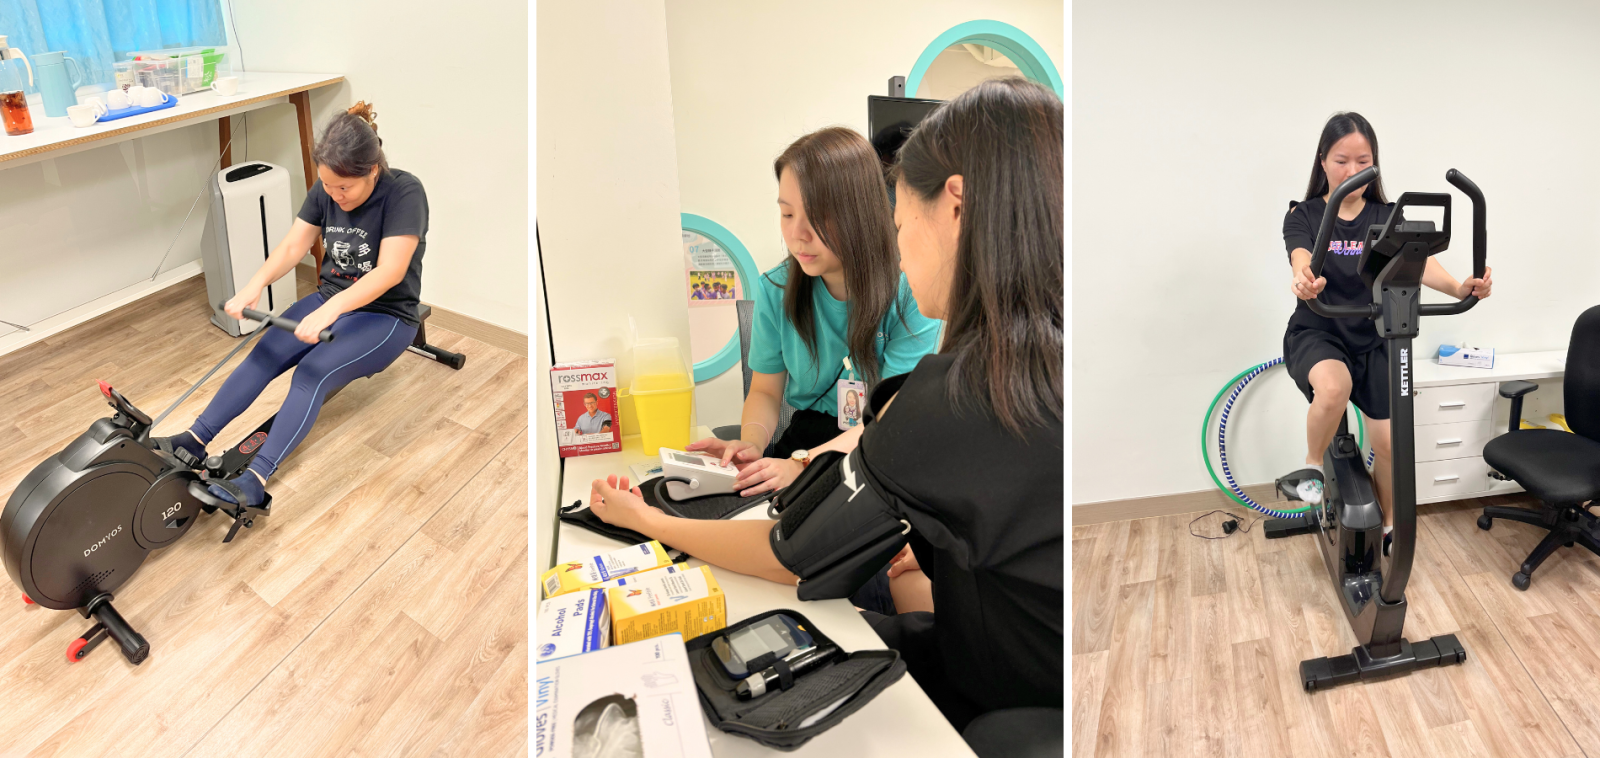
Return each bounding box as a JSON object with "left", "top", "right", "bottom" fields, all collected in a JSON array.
[{"left": 1296, "top": 478, "right": 1324, "bottom": 505}]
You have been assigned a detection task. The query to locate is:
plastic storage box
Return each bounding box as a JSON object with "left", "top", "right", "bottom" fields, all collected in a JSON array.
[{"left": 125, "top": 47, "right": 231, "bottom": 96}]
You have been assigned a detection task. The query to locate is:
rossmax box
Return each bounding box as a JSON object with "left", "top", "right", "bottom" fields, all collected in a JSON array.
[{"left": 551, "top": 360, "right": 623, "bottom": 458}]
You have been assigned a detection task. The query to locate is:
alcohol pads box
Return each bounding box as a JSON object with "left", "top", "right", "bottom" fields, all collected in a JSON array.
[
  {"left": 609, "top": 565, "right": 727, "bottom": 645},
  {"left": 533, "top": 634, "right": 714, "bottom": 758},
  {"left": 551, "top": 360, "right": 623, "bottom": 458},
  {"left": 542, "top": 541, "right": 673, "bottom": 600},
  {"left": 537, "top": 589, "right": 610, "bottom": 663},
  {"left": 1438, "top": 344, "right": 1495, "bottom": 369}
]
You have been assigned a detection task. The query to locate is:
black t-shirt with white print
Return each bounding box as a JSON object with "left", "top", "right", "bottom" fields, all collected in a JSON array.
[
  {"left": 1283, "top": 196, "right": 1394, "bottom": 354},
  {"left": 298, "top": 169, "right": 428, "bottom": 327}
]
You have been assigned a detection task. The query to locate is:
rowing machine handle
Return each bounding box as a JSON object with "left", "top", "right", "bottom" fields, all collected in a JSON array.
[
  {"left": 1421, "top": 169, "right": 1487, "bottom": 317},
  {"left": 1306, "top": 166, "right": 1381, "bottom": 320},
  {"left": 233, "top": 306, "right": 335, "bottom": 342}
]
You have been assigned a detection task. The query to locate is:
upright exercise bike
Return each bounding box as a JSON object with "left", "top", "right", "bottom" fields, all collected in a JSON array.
[
  {"left": 2, "top": 306, "right": 462, "bottom": 665},
  {"left": 1264, "top": 166, "right": 1486, "bottom": 691}
]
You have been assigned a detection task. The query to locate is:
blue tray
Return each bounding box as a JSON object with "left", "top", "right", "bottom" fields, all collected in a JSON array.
[{"left": 97, "top": 97, "right": 178, "bottom": 122}]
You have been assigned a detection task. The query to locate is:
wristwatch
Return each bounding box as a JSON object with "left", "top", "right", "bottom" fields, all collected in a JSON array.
[{"left": 791, "top": 449, "right": 811, "bottom": 469}]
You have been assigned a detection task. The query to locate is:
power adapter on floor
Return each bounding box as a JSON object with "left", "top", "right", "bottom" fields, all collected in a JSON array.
[{"left": 1190, "top": 510, "right": 1257, "bottom": 540}]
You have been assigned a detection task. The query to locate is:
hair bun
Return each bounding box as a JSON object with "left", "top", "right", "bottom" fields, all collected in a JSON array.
[{"left": 347, "top": 101, "right": 378, "bottom": 133}]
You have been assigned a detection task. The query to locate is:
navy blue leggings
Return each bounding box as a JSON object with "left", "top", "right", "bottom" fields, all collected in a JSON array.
[{"left": 190, "top": 292, "right": 417, "bottom": 480}]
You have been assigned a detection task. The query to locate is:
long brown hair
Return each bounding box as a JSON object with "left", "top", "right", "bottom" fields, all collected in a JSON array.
[
  {"left": 1303, "top": 111, "right": 1387, "bottom": 203},
  {"left": 894, "top": 78, "right": 1063, "bottom": 434},
  {"left": 772, "top": 127, "right": 907, "bottom": 387},
  {"left": 313, "top": 100, "right": 387, "bottom": 178}
]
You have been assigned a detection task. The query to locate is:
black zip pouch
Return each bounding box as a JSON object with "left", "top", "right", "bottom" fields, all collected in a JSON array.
[{"left": 686, "top": 609, "right": 905, "bottom": 750}]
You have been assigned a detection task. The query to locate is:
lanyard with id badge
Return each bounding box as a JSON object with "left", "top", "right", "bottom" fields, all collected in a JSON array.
[{"left": 837, "top": 356, "right": 865, "bottom": 431}]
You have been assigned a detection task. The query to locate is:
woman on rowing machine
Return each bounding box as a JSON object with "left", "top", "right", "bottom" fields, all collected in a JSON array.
[
  {"left": 1278, "top": 112, "right": 1492, "bottom": 551},
  {"left": 152, "top": 101, "right": 429, "bottom": 508}
]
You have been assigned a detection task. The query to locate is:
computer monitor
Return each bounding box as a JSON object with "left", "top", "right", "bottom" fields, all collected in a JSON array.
[
  {"left": 867, "top": 95, "right": 943, "bottom": 167},
  {"left": 868, "top": 95, "right": 942, "bottom": 205}
]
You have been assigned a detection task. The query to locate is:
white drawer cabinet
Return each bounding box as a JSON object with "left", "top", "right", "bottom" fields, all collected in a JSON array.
[
  {"left": 1415, "top": 458, "right": 1490, "bottom": 500},
  {"left": 1408, "top": 350, "right": 1567, "bottom": 505},
  {"left": 1413, "top": 383, "right": 1495, "bottom": 426},
  {"left": 1415, "top": 418, "right": 1496, "bottom": 463}
]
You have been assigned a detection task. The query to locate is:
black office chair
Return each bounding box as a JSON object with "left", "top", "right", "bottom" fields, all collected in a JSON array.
[
  {"left": 1479, "top": 304, "right": 1600, "bottom": 590},
  {"left": 711, "top": 299, "right": 795, "bottom": 447}
]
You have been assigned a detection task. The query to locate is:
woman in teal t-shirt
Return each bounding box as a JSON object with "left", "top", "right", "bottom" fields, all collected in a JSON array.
[{"left": 687, "top": 127, "right": 942, "bottom": 496}]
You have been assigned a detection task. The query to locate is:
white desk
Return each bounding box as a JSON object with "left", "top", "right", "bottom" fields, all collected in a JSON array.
[
  {"left": 1410, "top": 350, "right": 1566, "bottom": 504},
  {"left": 0, "top": 71, "right": 342, "bottom": 169},
  {"left": 0, "top": 72, "right": 342, "bottom": 358},
  {"left": 552, "top": 428, "right": 976, "bottom": 758}
]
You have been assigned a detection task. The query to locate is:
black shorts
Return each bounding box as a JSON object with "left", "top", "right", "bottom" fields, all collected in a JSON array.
[{"left": 1284, "top": 328, "right": 1390, "bottom": 420}]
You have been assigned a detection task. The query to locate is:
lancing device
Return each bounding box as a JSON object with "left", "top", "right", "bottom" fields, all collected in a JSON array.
[{"left": 735, "top": 643, "right": 842, "bottom": 699}]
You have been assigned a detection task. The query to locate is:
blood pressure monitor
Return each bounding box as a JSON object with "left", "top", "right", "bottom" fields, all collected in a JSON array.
[{"left": 658, "top": 448, "right": 740, "bottom": 500}]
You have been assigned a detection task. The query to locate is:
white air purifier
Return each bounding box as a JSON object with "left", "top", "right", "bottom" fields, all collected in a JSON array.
[{"left": 200, "top": 161, "right": 296, "bottom": 336}]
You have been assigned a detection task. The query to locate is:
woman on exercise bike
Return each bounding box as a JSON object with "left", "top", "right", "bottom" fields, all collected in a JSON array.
[
  {"left": 153, "top": 101, "right": 429, "bottom": 508},
  {"left": 1278, "top": 112, "right": 1492, "bottom": 550},
  {"left": 588, "top": 78, "right": 1063, "bottom": 735}
]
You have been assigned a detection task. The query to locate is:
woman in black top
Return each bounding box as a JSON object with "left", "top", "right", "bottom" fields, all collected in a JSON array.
[
  {"left": 1279, "top": 112, "right": 1492, "bottom": 545},
  {"left": 151, "top": 102, "right": 429, "bottom": 508},
  {"left": 587, "top": 78, "right": 1063, "bottom": 733}
]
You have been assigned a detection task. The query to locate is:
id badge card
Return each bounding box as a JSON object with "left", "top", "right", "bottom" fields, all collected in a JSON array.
[{"left": 837, "top": 378, "right": 866, "bottom": 430}]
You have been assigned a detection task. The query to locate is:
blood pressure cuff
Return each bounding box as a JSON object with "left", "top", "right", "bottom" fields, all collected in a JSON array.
[
  {"left": 557, "top": 480, "right": 770, "bottom": 554},
  {"left": 768, "top": 449, "right": 910, "bottom": 602}
]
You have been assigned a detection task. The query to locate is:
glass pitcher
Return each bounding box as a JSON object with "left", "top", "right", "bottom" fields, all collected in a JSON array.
[{"left": 0, "top": 35, "right": 34, "bottom": 136}]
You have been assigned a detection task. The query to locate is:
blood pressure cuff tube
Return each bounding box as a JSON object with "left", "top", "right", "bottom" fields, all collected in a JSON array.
[{"left": 768, "top": 449, "right": 910, "bottom": 602}]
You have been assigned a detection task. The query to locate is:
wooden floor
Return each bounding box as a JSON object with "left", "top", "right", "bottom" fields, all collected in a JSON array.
[
  {"left": 0, "top": 274, "right": 529, "bottom": 758},
  {"left": 1073, "top": 494, "right": 1600, "bottom": 758}
]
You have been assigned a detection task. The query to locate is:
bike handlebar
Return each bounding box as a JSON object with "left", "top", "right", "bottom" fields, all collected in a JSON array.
[
  {"left": 1423, "top": 169, "right": 1487, "bottom": 316},
  {"left": 233, "top": 306, "right": 335, "bottom": 342},
  {"left": 1305, "top": 167, "right": 1381, "bottom": 319},
  {"left": 1305, "top": 166, "right": 1487, "bottom": 319}
]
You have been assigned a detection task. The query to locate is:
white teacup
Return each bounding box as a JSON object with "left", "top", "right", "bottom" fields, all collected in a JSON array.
[
  {"left": 107, "top": 89, "right": 131, "bottom": 110},
  {"left": 210, "top": 76, "right": 239, "bottom": 97},
  {"left": 135, "top": 88, "right": 169, "bottom": 108},
  {"left": 67, "top": 104, "right": 101, "bottom": 128}
]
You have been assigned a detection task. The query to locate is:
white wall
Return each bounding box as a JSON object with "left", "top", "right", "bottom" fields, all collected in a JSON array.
[
  {"left": 229, "top": 0, "right": 529, "bottom": 335},
  {"left": 0, "top": 128, "right": 219, "bottom": 346},
  {"left": 1073, "top": 0, "right": 1600, "bottom": 504},
  {"left": 664, "top": 0, "right": 1065, "bottom": 430},
  {"left": 537, "top": 1, "right": 693, "bottom": 425}
]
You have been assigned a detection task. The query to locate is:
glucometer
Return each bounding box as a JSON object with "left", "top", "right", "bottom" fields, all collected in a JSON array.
[
  {"left": 712, "top": 613, "right": 814, "bottom": 679},
  {"left": 658, "top": 448, "right": 741, "bottom": 500}
]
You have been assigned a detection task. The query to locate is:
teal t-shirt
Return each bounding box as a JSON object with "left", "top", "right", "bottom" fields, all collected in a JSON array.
[{"left": 747, "top": 263, "right": 943, "bottom": 414}]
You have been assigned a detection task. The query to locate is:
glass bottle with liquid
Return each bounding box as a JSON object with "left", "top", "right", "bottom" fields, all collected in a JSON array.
[{"left": 0, "top": 36, "right": 34, "bottom": 136}]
